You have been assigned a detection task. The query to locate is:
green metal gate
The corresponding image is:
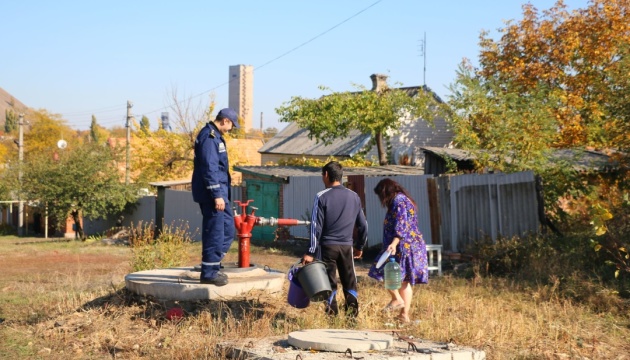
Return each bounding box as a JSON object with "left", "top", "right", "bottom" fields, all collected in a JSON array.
[{"left": 246, "top": 180, "right": 280, "bottom": 242}]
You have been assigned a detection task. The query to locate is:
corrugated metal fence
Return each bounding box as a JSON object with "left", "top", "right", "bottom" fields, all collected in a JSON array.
[
  {"left": 437, "top": 171, "right": 539, "bottom": 252},
  {"left": 85, "top": 171, "right": 540, "bottom": 252}
]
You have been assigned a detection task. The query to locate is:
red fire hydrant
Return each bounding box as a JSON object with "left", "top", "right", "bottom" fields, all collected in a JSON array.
[{"left": 233, "top": 200, "right": 310, "bottom": 268}]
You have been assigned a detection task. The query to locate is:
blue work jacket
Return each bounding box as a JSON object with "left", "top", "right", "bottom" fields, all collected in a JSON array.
[{"left": 192, "top": 122, "right": 232, "bottom": 203}]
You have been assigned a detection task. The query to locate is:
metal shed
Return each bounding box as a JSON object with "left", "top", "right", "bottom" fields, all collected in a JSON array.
[{"left": 234, "top": 165, "right": 433, "bottom": 248}]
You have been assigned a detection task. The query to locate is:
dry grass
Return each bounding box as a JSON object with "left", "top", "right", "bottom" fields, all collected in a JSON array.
[{"left": 0, "top": 235, "right": 629, "bottom": 359}]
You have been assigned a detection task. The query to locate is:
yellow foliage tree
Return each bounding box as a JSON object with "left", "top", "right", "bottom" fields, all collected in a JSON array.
[
  {"left": 131, "top": 127, "right": 194, "bottom": 185},
  {"left": 477, "top": 0, "right": 630, "bottom": 149},
  {"left": 23, "top": 110, "right": 77, "bottom": 158}
]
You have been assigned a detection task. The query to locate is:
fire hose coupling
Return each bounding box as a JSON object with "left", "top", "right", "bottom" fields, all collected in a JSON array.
[{"left": 256, "top": 217, "right": 310, "bottom": 227}]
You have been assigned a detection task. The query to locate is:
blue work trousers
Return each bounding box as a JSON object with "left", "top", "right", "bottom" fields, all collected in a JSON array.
[{"left": 199, "top": 200, "right": 235, "bottom": 280}]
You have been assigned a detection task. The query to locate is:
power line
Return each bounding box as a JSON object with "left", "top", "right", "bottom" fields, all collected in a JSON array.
[
  {"left": 59, "top": 103, "right": 127, "bottom": 117},
  {"left": 63, "top": 1, "right": 385, "bottom": 124},
  {"left": 254, "top": 0, "right": 384, "bottom": 72}
]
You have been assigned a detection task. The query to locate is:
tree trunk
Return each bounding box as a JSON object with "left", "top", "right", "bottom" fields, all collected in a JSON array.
[
  {"left": 375, "top": 131, "right": 388, "bottom": 165},
  {"left": 71, "top": 210, "right": 85, "bottom": 241}
]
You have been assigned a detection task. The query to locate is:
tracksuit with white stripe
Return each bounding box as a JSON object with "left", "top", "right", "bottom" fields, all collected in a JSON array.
[{"left": 307, "top": 185, "right": 368, "bottom": 316}]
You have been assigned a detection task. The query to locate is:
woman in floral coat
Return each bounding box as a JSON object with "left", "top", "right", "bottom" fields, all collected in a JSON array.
[{"left": 368, "top": 178, "right": 428, "bottom": 323}]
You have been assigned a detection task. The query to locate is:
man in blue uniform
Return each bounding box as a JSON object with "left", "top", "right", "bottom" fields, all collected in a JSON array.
[
  {"left": 302, "top": 161, "right": 368, "bottom": 316},
  {"left": 192, "top": 108, "right": 240, "bottom": 286}
]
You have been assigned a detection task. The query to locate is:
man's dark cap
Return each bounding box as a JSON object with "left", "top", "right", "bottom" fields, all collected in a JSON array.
[{"left": 217, "top": 108, "right": 240, "bottom": 129}]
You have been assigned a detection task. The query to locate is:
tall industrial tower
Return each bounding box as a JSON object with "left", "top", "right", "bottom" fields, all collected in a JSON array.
[{"left": 228, "top": 64, "right": 253, "bottom": 132}]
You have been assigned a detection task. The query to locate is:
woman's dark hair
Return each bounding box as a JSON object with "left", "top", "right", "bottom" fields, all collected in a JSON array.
[{"left": 373, "top": 178, "right": 417, "bottom": 208}]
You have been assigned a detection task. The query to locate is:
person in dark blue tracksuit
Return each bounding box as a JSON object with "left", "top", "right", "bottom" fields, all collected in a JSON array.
[
  {"left": 192, "top": 108, "right": 240, "bottom": 286},
  {"left": 302, "top": 161, "right": 368, "bottom": 317}
]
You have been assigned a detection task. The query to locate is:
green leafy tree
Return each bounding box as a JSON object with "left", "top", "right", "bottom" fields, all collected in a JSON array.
[
  {"left": 140, "top": 115, "right": 151, "bottom": 135},
  {"left": 20, "top": 142, "right": 138, "bottom": 239},
  {"left": 276, "top": 82, "right": 441, "bottom": 165},
  {"left": 4, "top": 108, "right": 18, "bottom": 133},
  {"left": 447, "top": 60, "right": 561, "bottom": 172},
  {"left": 89, "top": 115, "right": 110, "bottom": 145},
  {"left": 90, "top": 115, "right": 99, "bottom": 143}
]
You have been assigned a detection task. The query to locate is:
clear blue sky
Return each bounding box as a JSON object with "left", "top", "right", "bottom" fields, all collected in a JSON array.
[{"left": 1, "top": 0, "right": 589, "bottom": 132}]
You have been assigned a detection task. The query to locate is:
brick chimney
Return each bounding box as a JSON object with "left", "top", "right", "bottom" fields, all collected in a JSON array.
[{"left": 370, "top": 73, "right": 389, "bottom": 92}]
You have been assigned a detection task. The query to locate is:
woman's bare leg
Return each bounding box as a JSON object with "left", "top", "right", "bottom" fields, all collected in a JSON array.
[{"left": 398, "top": 281, "right": 412, "bottom": 321}]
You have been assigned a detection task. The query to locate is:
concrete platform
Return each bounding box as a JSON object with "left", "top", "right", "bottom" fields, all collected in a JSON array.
[
  {"left": 124, "top": 263, "right": 285, "bottom": 301},
  {"left": 220, "top": 330, "right": 486, "bottom": 359}
]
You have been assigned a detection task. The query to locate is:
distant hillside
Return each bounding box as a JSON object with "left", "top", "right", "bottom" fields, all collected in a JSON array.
[{"left": 0, "top": 87, "right": 29, "bottom": 129}]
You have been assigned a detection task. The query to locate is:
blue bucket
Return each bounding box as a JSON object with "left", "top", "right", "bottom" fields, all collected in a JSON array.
[{"left": 287, "top": 262, "right": 310, "bottom": 308}]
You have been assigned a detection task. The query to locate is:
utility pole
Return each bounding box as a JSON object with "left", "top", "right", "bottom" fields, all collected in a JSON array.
[
  {"left": 126, "top": 101, "right": 133, "bottom": 185},
  {"left": 17, "top": 114, "right": 24, "bottom": 236}
]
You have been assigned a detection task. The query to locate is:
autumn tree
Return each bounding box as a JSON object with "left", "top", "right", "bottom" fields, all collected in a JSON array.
[
  {"left": 131, "top": 127, "right": 193, "bottom": 185},
  {"left": 20, "top": 141, "right": 137, "bottom": 239},
  {"left": 246, "top": 128, "right": 263, "bottom": 140},
  {"left": 263, "top": 127, "right": 278, "bottom": 140},
  {"left": 276, "top": 78, "right": 442, "bottom": 165},
  {"left": 23, "top": 110, "right": 77, "bottom": 157},
  {"left": 126, "top": 88, "right": 217, "bottom": 186},
  {"left": 447, "top": 0, "right": 630, "bottom": 262},
  {"left": 0, "top": 143, "right": 13, "bottom": 201},
  {"left": 473, "top": 0, "right": 630, "bottom": 151},
  {"left": 109, "top": 126, "right": 127, "bottom": 138}
]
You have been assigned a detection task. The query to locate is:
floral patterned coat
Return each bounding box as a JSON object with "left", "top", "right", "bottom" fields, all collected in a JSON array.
[{"left": 368, "top": 193, "right": 428, "bottom": 285}]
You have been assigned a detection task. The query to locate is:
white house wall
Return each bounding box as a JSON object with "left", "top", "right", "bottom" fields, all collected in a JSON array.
[{"left": 365, "top": 116, "right": 454, "bottom": 167}]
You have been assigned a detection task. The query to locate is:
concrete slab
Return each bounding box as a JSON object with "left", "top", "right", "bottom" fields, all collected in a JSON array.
[
  {"left": 288, "top": 329, "right": 393, "bottom": 352},
  {"left": 220, "top": 332, "right": 486, "bottom": 360},
  {"left": 124, "top": 264, "right": 285, "bottom": 301}
]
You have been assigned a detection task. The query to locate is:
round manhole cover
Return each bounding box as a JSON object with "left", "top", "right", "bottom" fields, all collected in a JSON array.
[{"left": 288, "top": 329, "right": 393, "bottom": 352}]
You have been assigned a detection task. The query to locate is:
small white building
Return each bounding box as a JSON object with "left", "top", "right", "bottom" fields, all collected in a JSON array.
[{"left": 259, "top": 74, "right": 454, "bottom": 166}]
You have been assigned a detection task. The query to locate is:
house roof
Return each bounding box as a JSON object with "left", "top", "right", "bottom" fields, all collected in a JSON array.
[
  {"left": 549, "top": 148, "right": 619, "bottom": 172},
  {"left": 258, "top": 122, "right": 371, "bottom": 157},
  {"left": 259, "top": 84, "right": 443, "bottom": 157},
  {"left": 422, "top": 146, "right": 619, "bottom": 173},
  {"left": 234, "top": 165, "right": 424, "bottom": 181},
  {"left": 149, "top": 179, "right": 192, "bottom": 187},
  {"left": 421, "top": 146, "right": 475, "bottom": 161}
]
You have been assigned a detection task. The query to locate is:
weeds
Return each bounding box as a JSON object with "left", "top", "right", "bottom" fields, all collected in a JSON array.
[
  {"left": 1, "top": 234, "right": 629, "bottom": 359},
  {"left": 471, "top": 233, "right": 630, "bottom": 315},
  {"left": 129, "top": 221, "right": 192, "bottom": 271}
]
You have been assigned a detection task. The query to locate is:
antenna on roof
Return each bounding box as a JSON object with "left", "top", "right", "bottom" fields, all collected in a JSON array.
[{"left": 418, "top": 32, "right": 427, "bottom": 87}]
